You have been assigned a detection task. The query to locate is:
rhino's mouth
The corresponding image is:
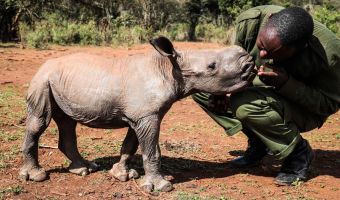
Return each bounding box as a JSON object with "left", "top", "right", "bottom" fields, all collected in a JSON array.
[
  {"left": 240, "top": 55, "right": 255, "bottom": 80},
  {"left": 244, "top": 68, "right": 257, "bottom": 82},
  {"left": 222, "top": 56, "right": 256, "bottom": 94}
]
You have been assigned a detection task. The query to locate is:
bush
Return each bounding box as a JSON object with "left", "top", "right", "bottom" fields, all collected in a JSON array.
[
  {"left": 111, "top": 25, "right": 152, "bottom": 47},
  {"left": 195, "top": 23, "right": 234, "bottom": 44},
  {"left": 130, "top": 25, "right": 153, "bottom": 44},
  {"left": 21, "top": 17, "right": 105, "bottom": 47},
  {"left": 312, "top": 6, "right": 340, "bottom": 37},
  {"left": 51, "top": 22, "right": 80, "bottom": 45},
  {"left": 156, "top": 23, "right": 189, "bottom": 41},
  {"left": 78, "top": 21, "right": 103, "bottom": 45},
  {"left": 111, "top": 26, "right": 133, "bottom": 47},
  {"left": 26, "top": 22, "right": 50, "bottom": 49}
]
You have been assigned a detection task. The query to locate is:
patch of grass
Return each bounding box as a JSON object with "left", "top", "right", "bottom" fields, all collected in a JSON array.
[
  {"left": 175, "top": 191, "right": 233, "bottom": 200},
  {"left": 63, "top": 159, "right": 71, "bottom": 166},
  {"left": 104, "top": 129, "right": 113, "bottom": 134},
  {"left": 0, "top": 130, "right": 23, "bottom": 142},
  {"left": 0, "top": 154, "right": 9, "bottom": 170},
  {"left": 8, "top": 145, "right": 20, "bottom": 156},
  {"left": 0, "top": 85, "right": 26, "bottom": 126},
  {"left": 81, "top": 151, "right": 90, "bottom": 158},
  {"left": 175, "top": 192, "right": 201, "bottom": 200},
  {"left": 285, "top": 195, "right": 314, "bottom": 200},
  {"left": 167, "top": 127, "right": 178, "bottom": 133},
  {"left": 47, "top": 127, "right": 58, "bottom": 135},
  {"left": 0, "top": 185, "right": 24, "bottom": 198},
  {"left": 336, "top": 133, "right": 340, "bottom": 140},
  {"left": 103, "top": 140, "right": 122, "bottom": 154},
  {"left": 161, "top": 140, "right": 202, "bottom": 154},
  {"left": 199, "top": 186, "right": 207, "bottom": 192},
  {"left": 291, "top": 178, "right": 304, "bottom": 187},
  {"left": 0, "top": 145, "right": 20, "bottom": 170},
  {"left": 94, "top": 144, "right": 104, "bottom": 153},
  {"left": 0, "top": 42, "right": 17, "bottom": 48}
]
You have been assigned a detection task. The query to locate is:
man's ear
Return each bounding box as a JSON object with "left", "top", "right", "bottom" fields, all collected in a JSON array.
[{"left": 149, "top": 36, "right": 179, "bottom": 57}]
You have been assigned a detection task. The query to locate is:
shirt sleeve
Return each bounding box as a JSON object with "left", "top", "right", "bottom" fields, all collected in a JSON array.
[
  {"left": 233, "top": 8, "right": 261, "bottom": 52},
  {"left": 234, "top": 20, "right": 247, "bottom": 48},
  {"left": 278, "top": 76, "right": 339, "bottom": 116}
]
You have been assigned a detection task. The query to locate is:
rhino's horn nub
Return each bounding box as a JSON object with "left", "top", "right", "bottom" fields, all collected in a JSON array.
[{"left": 150, "top": 36, "right": 175, "bottom": 57}]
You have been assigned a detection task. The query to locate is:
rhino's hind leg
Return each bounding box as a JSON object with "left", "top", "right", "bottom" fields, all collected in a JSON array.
[
  {"left": 53, "top": 111, "right": 99, "bottom": 176},
  {"left": 110, "top": 127, "right": 139, "bottom": 181},
  {"left": 20, "top": 115, "right": 50, "bottom": 182}
]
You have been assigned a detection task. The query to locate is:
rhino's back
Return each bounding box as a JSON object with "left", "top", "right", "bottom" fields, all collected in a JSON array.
[{"left": 33, "top": 53, "right": 131, "bottom": 124}]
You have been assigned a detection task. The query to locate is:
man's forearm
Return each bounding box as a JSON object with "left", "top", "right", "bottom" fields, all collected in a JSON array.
[{"left": 278, "top": 76, "right": 339, "bottom": 116}]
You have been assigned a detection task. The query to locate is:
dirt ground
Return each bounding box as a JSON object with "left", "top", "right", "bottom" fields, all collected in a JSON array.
[{"left": 0, "top": 42, "right": 339, "bottom": 200}]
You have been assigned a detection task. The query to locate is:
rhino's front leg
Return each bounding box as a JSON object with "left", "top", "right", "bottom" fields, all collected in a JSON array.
[
  {"left": 135, "top": 115, "right": 173, "bottom": 192},
  {"left": 110, "top": 127, "right": 139, "bottom": 181}
]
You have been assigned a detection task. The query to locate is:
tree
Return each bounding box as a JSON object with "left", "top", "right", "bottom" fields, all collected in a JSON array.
[{"left": 184, "top": 0, "right": 202, "bottom": 41}]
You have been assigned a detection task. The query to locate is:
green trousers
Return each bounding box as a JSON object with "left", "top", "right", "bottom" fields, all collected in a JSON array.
[{"left": 192, "top": 87, "right": 322, "bottom": 160}]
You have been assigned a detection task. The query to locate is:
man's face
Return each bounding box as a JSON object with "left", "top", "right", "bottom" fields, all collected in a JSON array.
[{"left": 256, "top": 26, "right": 297, "bottom": 64}]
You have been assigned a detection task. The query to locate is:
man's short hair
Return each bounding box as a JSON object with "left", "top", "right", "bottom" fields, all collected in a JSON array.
[{"left": 266, "top": 7, "right": 314, "bottom": 48}]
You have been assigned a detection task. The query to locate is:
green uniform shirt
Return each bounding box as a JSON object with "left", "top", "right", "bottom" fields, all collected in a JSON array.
[{"left": 234, "top": 5, "right": 340, "bottom": 119}]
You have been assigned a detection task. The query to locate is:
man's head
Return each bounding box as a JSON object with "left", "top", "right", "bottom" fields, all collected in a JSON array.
[{"left": 256, "top": 7, "right": 314, "bottom": 63}]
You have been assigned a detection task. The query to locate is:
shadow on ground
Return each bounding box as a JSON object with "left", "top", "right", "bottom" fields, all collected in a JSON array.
[{"left": 46, "top": 148, "right": 340, "bottom": 184}]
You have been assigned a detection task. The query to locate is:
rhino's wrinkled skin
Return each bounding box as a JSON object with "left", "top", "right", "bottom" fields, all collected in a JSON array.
[{"left": 20, "top": 36, "right": 255, "bottom": 192}]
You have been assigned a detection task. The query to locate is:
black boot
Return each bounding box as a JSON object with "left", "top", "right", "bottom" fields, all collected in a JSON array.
[
  {"left": 230, "top": 129, "right": 267, "bottom": 167},
  {"left": 275, "top": 139, "right": 314, "bottom": 185}
]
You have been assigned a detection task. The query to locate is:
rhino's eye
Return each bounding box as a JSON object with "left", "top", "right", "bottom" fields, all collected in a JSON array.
[{"left": 208, "top": 62, "right": 216, "bottom": 70}]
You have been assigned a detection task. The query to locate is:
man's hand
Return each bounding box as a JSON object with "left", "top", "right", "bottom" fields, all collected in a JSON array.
[
  {"left": 257, "top": 64, "right": 289, "bottom": 89},
  {"left": 208, "top": 94, "right": 229, "bottom": 114}
]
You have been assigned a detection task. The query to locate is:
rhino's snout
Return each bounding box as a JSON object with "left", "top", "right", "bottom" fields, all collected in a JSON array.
[{"left": 240, "top": 55, "right": 256, "bottom": 81}]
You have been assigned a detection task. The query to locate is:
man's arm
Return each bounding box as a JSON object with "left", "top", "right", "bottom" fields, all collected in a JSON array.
[{"left": 278, "top": 75, "right": 339, "bottom": 116}]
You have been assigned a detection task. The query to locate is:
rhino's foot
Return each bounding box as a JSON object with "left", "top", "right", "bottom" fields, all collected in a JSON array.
[
  {"left": 19, "top": 165, "right": 48, "bottom": 182},
  {"left": 69, "top": 160, "right": 99, "bottom": 176},
  {"left": 140, "top": 174, "right": 173, "bottom": 193},
  {"left": 109, "top": 163, "right": 139, "bottom": 182}
]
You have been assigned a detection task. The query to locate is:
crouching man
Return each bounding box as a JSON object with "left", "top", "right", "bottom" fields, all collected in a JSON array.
[{"left": 193, "top": 5, "right": 339, "bottom": 185}]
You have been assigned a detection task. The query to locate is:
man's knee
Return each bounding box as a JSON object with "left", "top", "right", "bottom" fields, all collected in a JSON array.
[{"left": 230, "top": 90, "right": 270, "bottom": 123}]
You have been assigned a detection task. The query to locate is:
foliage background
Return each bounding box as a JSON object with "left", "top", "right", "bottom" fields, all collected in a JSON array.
[{"left": 0, "top": 0, "right": 339, "bottom": 48}]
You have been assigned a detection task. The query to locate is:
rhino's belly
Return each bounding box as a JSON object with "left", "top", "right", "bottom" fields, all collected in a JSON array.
[
  {"left": 51, "top": 89, "right": 130, "bottom": 128},
  {"left": 57, "top": 103, "right": 129, "bottom": 129},
  {"left": 79, "top": 118, "right": 129, "bottom": 129}
]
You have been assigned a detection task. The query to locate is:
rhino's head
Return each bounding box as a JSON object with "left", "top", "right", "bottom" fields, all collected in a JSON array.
[{"left": 150, "top": 36, "right": 256, "bottom": 95}]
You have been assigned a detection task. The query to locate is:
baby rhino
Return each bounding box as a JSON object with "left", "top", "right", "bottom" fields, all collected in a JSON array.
[{"left": 20, "top": 36, "right": 255, "bottom": 192}]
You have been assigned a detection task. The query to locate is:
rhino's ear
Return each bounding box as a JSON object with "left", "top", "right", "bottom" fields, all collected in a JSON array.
[{"left": 149, "top": 36, "right": 179, "bottom": 57}]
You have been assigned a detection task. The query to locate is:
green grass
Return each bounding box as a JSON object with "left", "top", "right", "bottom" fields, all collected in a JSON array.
[
  {"left": 0, "top": 43, "right": 18, "bottom": 48},
  {"left": 0, "top": 85, "right": 26, "bottom": 126},
  {"left": 0, "top": 145, "right": 20, "bottom": 170},
  {"left": 0, "top": 185, "right": 24, "bottom": 199},
  {"left": 336, "top": 133, "right": 340, "bottom": 140},
  {"left": 0, "top": 130, "right": 24, "bottom": 142},
  {"left": 161, "top": 140, "right": 202, "bottom": 154},
  {"left": 47, "top": 127, "right": 58, "bottom": 135},
  {"left": 175, "top": 191, "right": 233, "bottom": 200}
]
